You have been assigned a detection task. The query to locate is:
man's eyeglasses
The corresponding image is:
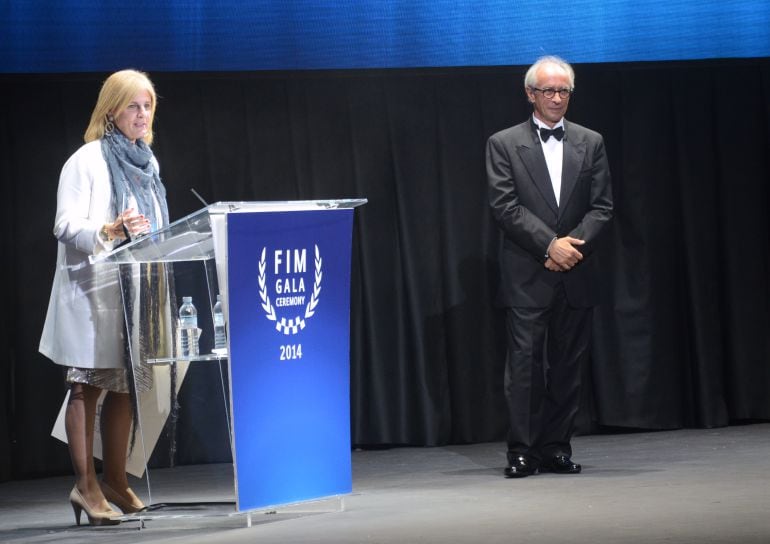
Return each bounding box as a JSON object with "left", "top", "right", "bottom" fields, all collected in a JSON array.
[{"left": 531, "top": 87, "right": 573, "bottom": 99}]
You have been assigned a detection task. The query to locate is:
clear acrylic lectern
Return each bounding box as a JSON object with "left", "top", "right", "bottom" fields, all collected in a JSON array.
[{"left": 90, "top": 199, "right": 366, "bottom": 524}]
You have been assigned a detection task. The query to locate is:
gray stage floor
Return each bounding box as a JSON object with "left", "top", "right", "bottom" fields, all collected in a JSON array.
[{"left": 1, "top": 424, "right": 770, "bottom": 543}]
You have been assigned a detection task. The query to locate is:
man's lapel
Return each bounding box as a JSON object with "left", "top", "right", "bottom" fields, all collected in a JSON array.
[{"left": 515, "top": 130, "right": 559, "bottom": 215}]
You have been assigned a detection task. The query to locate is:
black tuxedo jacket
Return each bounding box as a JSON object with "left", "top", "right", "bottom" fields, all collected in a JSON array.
[{"left": 487, "top": 118, "right": 613, "bottom": 308}]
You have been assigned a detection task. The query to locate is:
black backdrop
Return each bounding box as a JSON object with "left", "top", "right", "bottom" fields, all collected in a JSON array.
[{"left": 1, "top": 58, "right": 769, "bottom": 482}]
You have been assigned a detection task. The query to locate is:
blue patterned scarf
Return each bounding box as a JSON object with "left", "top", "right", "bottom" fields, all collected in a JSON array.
[
  {"left": 101, "top": 130, "right": 169, "bottom": 231},
  {"left": 101, "top": 129, "right": 178, "bottom": 458}
]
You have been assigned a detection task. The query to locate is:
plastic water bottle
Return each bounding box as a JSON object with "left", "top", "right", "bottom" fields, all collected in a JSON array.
[
  {"left": 178, "top": 296, "right": 198, "bottom": 357},
  {"left": 213, "top": 294, "right": 227, "bottom": 352}
]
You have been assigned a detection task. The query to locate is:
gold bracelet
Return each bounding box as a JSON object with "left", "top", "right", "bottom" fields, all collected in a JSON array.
[{"left": 99, "top": 224, "right": 114, "bottom": 242}]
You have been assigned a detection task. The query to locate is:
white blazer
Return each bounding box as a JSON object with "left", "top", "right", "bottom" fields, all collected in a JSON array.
[{"left": 40, "top": 141, "right": 128, "bottom": 369}]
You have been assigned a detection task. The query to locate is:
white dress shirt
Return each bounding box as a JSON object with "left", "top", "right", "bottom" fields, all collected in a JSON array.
[{"left": 532, "top": 115, "right": 565, "bottom": 206}]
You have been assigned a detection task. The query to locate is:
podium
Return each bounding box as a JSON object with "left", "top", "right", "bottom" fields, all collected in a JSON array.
[{"left": 91, "top": 199, "right": 366, "bottom": 514}]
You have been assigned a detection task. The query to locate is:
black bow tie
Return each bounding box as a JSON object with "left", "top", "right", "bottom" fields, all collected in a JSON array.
[{"left": 539, "top": 126, "right": 564, "bottom": 142}]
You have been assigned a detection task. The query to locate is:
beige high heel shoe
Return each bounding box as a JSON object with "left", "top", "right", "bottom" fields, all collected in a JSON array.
[
  {"left": 69, "top": 486, "right": 121, "bottom": 526},
  {"left": 100, "top": 481, "right": 147, "bottom": 514}
]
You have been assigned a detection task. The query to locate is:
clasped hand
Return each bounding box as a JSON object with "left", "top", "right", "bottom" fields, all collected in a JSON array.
[
  {"left": 122, "top": 208, "right": 151, "bottom": 237},
  {"left": 545, "top": 236, "right": 584, "bottom": 272},
  {"left": 104, "top": 208, "right": 151, "bottom": 240}
]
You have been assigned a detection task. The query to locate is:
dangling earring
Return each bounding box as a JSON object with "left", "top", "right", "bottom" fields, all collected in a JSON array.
[{"left": 105, "top": 115, "right": 115, "bottom": 135}]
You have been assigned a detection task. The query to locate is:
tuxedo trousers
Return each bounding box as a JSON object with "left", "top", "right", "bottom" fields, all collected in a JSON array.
[{"left": 504, "top": 281, "right": 592, "bottom": 461}]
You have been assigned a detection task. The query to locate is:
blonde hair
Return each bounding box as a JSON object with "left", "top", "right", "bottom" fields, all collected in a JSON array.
[{"left": 84, "top": 69, "right": 157, "bottom": 145}]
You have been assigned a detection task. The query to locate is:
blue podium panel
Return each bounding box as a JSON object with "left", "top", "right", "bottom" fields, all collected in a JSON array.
[{"left": 227, "top": 209, "right": 354, "bottom": 511}]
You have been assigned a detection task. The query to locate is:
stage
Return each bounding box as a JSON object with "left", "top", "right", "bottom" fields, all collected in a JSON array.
[{"left": 1, "top": 424, "right": 769, "bottom": 543}]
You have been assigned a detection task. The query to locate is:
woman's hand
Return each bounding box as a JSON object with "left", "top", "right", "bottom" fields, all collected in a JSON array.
[
  {"left": 120, "top": 208, "right": 151, "bottom": 238},
  {"left": 101, "top": 215, "right": 127, "bottom": 242}
]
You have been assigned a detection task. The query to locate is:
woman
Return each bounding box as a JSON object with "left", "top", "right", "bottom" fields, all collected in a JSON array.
[{"left": 39, "top": 69, "right": 171, "bottom": 526}]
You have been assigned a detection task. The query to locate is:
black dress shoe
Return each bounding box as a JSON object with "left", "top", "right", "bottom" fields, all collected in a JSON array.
[
  {"left": 540, "top": 455, "right": 582, "bottom": 474},
  {"left": 504, "top": 455, "right": 538, "bottom": 478}
]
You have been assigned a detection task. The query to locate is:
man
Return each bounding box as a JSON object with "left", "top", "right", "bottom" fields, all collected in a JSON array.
[{"left": 486, "top": 56, "right": 613, "bottom": 478}]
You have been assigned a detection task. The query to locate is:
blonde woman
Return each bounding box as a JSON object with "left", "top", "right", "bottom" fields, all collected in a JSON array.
[{"left": 40, "top": 69, "right": 171, "bottom": 526}]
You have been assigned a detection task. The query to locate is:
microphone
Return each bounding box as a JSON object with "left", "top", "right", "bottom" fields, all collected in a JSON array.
[{"left": 190, "top": 188, "right": 209, "bottom": 207}]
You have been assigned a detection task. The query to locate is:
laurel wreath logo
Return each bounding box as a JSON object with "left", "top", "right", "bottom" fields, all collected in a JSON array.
[{"left": 258, "top": 245, "right": 322, "bottom": 335}]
